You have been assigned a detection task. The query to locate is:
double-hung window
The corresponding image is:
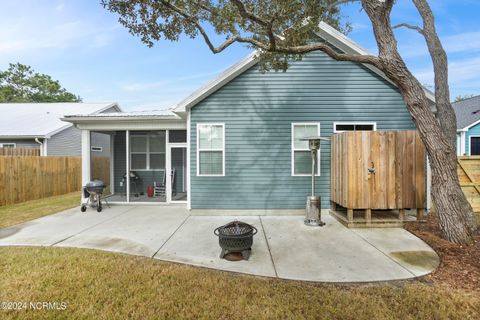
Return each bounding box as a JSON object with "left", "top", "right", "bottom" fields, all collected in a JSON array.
[
  {"left": 292, "top": 123, "right": 320, "bottom": 176},
  {"left": 130, "top": 133, "right": 165, "bottom": 170},
  {"left": 197, "top": 123, "right": 224, "bottom": 176}
]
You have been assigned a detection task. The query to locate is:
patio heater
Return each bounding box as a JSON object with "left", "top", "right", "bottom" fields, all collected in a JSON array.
[{"left": 301, "top": 136, "right": 329, "bottom": 227}]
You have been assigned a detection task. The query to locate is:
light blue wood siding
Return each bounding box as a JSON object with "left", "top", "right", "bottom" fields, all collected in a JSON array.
[
  {"left": 466, "top": 122, "right": 480, "bottom": 155},
  {"left": 190, "top": 51, "right": 415, "bottom": 209}
]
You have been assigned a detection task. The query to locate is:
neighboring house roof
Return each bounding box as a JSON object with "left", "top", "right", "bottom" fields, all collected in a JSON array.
[
  {"left": 452, "top": 95, "right": 480, "bottom": 131},
  {"left": 0, "top": 102, "right": 120, "bottom": 138},
  {"left": 173, "top": 21, "right": 436, "bottom": 114}
]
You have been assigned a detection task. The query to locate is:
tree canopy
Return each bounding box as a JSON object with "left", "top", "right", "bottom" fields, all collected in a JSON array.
[{"left": 0, "top": 63, "right": 81, "bottom": 103}]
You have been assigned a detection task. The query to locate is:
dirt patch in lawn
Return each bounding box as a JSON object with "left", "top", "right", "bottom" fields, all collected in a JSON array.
[{"left": 405, "top": 213, "right": 480, "bottom": 291}]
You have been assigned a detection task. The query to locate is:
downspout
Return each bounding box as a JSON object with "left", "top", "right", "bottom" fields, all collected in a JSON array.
[{"left": 34, "top": 138, "right": 44, "bottom": 156}]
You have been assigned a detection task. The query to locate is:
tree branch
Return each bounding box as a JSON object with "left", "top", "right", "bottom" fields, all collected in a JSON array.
[
  {"left": 230, "top": 0, "right": 277, "bottom": 50},
  {"left": 393, "top": 23, "right": 424, "bottom": 35}
]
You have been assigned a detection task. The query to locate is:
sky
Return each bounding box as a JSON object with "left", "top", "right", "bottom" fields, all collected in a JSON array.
[{"left": 0, "top": 0, "right": 479, "bottom": 111}]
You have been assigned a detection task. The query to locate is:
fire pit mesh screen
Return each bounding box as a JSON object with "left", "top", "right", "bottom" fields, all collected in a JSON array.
[
  {"left": 214, "top": 221, "right": 257, "bottom": 260},
  {"left": 214, "top": 221, "right": 257, "bottom": 237}
]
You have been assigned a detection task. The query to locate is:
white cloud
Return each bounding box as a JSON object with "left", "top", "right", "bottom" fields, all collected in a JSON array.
[
  {"left": 0, "top": 11, "right": 118, "bottom": 55},
  {"left": 399, "top": 30, "right": 480, "bottom": 59},
  {"left": 121, "top": 70, "right": 222, "bottom": 92},
  {"left": 414, "top": 56, "right": 480, "bottom": 93}
]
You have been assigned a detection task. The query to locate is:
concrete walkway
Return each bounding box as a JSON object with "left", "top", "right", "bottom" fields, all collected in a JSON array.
[{"left": 0, "top": 205, "right": 439, "bottom": 282}]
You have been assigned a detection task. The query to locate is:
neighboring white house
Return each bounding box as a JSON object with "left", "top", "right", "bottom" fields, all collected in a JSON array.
[{"left": 0, "top": 102, "right": 121, "bottom": 156}]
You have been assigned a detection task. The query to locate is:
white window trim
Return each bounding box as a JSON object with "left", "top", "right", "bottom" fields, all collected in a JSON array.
[
  {"left": 0, "top": 143, "right": 16, "bottom": 148},
  {"left": 196, "top": 123, "right": 225, "bottom": 177},
  {"left": 129, "top": 134, "right": 166, "bottom": 171},
  {"left": 291, "top": 122, "right": 321, "bottom": 177},
  {"left": 468, "top": 135, "right": 480, "bottom": 156},
  {"left": 333, "top": 121, "right": 377, "bottom": 133}
]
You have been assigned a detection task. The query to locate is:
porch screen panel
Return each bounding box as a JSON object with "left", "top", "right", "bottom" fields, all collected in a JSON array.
[
  {"left": 149, "top": 132, "right": 166, "bottom": 169},
  {"left": 198, "top": 124, "right": 224, "bottom": 176},
  {"left": 130, "top": 135, "right": 147, "bottom": 170}
]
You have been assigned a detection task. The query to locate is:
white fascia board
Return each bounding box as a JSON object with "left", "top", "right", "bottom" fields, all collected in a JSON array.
[
  {"left": 0, "top": 134, "right": 46, "bottom": 139},
  {"left": 173, "top": 52, "right": 257, "bottom": 113},
  {"left": 460, "top": 118, "right": 480, "bottom": 131}
]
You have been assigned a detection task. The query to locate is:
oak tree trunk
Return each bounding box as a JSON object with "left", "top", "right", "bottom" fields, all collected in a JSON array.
[{"left": 362, "top": 0, "right": 475, "bottom": 245}]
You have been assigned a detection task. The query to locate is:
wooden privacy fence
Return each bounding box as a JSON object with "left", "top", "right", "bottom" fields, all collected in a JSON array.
[
  {"left": 457, "top": 156, "right": 480, "bottom": 213},
  {"left": 0, "top": 147, "right": 40, "bottom": 156},
  {"left": 331, "top": 131, "right": 426, "bottom": 222},
  {"left": 91, "top": 156, "right": 111, "bottom": 193},
  {"left": 0, "top": 156, "right": 81, "bottom": 206}
]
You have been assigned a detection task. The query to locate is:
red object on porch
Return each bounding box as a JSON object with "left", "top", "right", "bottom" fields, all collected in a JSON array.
[{"left": 146, "top": 185, "right": 154, "bottom": 198}]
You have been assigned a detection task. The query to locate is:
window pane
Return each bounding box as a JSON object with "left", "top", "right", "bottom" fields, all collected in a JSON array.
[
  {"left": 294, "top": 151, "right": 315, "bottom": 175},
  {"left": 131, "top": 154, "right": 146, "bottom": 170},
  {"left": 199, "top": 151, "right": 223, "bottom": 175},
  {"left": 149, "top": 134, "right": 165, "bottom": 152},
  {"left": 210, "top": 125, "right": 223, "bottom": 149},
  {"left": 199, "top": 125, "right": 223, "bottom": 149},
  {"left": 471, "top": 137, "right": 480, "bottom": 155},
  {"left": 169, "top": 130, "right": 187, "bottom": 143},
  {"left": 294, "top": 125, "right": 317, "bottom": 149},
  {"left": 150, "top": 153, "right": 165, "bottom": 169},
  {"left": 130, "top": 136, "right": 147, "bottom": 152},
  {"left": 335, "top": 124, "right": 355, "bottom": 132},
  {"left": 355, "top": 124, "right": 374, "bottom": 131},
  {"left": 198, "top": 125, "right": 211, "bottom": 149}
]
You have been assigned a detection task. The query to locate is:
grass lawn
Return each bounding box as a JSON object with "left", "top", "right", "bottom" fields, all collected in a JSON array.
[
  {"left": 0, "top": 192, "right": 79, "bottom": 228},
  {"left": 0, "top": 247, "right": 478, "bottom": 320}
]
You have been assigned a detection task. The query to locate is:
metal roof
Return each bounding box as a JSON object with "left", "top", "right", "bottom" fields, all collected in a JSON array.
[
  {"left": 0, "top": 102, "right": 119, "bottom": 138},
  {"left": 452, "top": 95, "right": 480, "bottom": 130},
  {"left": 62, "top": 109, "right": 179, "bottom": 121}
]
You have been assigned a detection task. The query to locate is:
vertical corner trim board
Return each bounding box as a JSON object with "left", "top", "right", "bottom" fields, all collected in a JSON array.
[{"left": 331, "top": 130, "right": 426, "bottom": 210}]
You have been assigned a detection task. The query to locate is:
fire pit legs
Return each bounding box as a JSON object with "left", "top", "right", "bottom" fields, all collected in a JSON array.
[
  {"left": 219, "top": 248, "right": 252, "bottom": 260},
  {"left": 214, "top": 221, "right": 257, "bottom": 261}
]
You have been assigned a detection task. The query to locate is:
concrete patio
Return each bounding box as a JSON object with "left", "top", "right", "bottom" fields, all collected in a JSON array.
[{"left": 0, "top": 205, "right": 439, "bottom": 282}]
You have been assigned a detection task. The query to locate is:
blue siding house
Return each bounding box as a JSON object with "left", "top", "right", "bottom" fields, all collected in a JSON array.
[
  {"left": 453, "top": 95, "right": 480, "bottom": 156},
  {"left": 63, "top": 22, "right": 435, "bottom": 211}
]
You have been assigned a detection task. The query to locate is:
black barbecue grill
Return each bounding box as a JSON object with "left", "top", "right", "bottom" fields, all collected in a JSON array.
[
  {"left": 81, "top": 180, "right": 107, "bottom": 212},
  {"left": 214, "top": 221, "right": 257, "bottom": 260}
]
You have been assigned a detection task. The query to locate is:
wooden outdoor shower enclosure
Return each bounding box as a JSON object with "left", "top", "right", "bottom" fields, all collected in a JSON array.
[{"left": 330, "top": 131, "right": 426, "bottom": 225}]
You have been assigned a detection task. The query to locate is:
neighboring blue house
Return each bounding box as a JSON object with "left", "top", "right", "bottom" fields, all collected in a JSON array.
[
  {"left": 453, "top": 95, "right": 480, "bottom": 156},
  {"left": 63, "top": 22, "right": 435, "bottom": 211}
]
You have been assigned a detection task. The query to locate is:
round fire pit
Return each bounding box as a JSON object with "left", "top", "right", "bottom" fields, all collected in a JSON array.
[{"left": 214, "top": 221, "right": 257, "bottom": 260}]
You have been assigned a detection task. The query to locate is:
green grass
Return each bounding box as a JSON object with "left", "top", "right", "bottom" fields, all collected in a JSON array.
[
  {"left": 0, "top": 192, "right": 79, "bottom": 228},
  {"left": 0, "top": 247, "right": 478, "bottom": 320}
]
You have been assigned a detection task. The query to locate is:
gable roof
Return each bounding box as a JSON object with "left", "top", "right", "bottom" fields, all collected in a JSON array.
[
  {"left": 453, "top": 95, "right": 480, "bottom": 131},
  {"left": 0, "top": 102, "right": 120, "bottom": 138},
  {"left": 173, "top": 21, "right": 435, "bottom": 114}
]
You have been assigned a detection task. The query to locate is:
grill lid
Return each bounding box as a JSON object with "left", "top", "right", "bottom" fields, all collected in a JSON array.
[{"left": 86, "top": 180, "right": 105, "bottom": 188}]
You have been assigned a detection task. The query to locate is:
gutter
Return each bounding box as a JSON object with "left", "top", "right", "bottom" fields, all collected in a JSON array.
[{"left": 34, "top": 138, "right": 45, "bottom": 156}]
